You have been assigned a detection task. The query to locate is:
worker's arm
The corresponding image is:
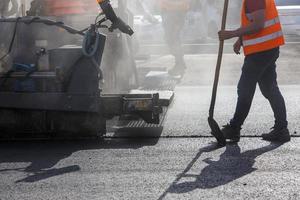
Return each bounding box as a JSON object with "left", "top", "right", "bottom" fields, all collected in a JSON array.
[{"left": 218, "top": 9, "right": 266, "bottom": 41}]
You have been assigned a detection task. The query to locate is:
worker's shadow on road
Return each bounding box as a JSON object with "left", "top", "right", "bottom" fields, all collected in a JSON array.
[
  {"left": 0, "top": 138, "right": 159, "bottom": 183},
  {"left": 158, "top": 142, "right": 283, "bottom": 199}
]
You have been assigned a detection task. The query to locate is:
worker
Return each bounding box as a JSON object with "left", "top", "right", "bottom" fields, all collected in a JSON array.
[
  {"left": 0, "top": 0, "right": 18, "bottom": 17},
  {"left": 27, "top": 0, "right": 116, "bottom": 19},
  {"left": 45, "top": 0, "right": 93, "bottom": 16},
  {"left": 158, "top": 0, "right": 190, "bottom": 76},
  {"left": 27, "top": 0, "right": 95, "bottom": 16},
  {"left": 218, "top": 0, "right": 290, "bottom": 143}
]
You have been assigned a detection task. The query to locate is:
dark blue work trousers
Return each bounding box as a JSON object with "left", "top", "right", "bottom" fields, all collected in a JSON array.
[{"left": 230, "top": 47, "right": 288, "bottom": 129}]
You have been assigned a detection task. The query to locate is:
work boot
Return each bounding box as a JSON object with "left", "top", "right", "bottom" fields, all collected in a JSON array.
[
  {"left": 221, "top": 124, "right": 241, "bottom": 143},
  {"left": 262, "top": 128, "right": 290, "bottom": 143}
]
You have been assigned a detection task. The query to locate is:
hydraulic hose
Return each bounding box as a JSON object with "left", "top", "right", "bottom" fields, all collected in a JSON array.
[
  {"left": 82, "top": 25, "right": 100, "bottom": 57},
  {"left": 82, "top": 24, "right": 104, "bottom": 81}
]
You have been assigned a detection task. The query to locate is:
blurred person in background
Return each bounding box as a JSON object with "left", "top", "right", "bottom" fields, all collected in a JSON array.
[
  {"left": 126, "top": 0, "right": 159, "bottom": 56},
  {"left": 201, "top": 0, "right": 219, "bottom": 40},
  {"left": 0, "top": 0, "right": 19, "bottom": 17},
  {"left": 128, "top": 0, "right": 158, "bottom": 24},
  {"left": 158, "top": 0, "right": 190, "bottom": 76}
]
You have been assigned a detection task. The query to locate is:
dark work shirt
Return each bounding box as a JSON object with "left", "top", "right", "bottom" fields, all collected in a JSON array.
[{"left": 245, "top": 0, "right": 266, "bottom": 13}]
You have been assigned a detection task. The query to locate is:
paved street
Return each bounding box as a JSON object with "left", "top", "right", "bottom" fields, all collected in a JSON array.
[
  {"left": 1, "top": 42, "right": 300, "bottom": 200},
  {"left": 1, "top": 139, "right": 300, "bottom": 200}
]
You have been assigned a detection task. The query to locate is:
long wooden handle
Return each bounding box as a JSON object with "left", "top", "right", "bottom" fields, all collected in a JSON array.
[{"left": 209, "top": 0, "right": 229, "bottom": 118}]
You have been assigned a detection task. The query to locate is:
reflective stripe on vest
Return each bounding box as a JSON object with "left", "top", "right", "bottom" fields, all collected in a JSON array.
[
  {"left": 241, "top": 0, "right": 285, "bottom": 56},
  {"left": 243, "top": 30, "right": 283, "bottom": 46},
  {"left": 264, "top": 16, "right": 280, "bottom": 28},
  {"left": 245, "top": 15, "right": 280, "bottom": 28}
]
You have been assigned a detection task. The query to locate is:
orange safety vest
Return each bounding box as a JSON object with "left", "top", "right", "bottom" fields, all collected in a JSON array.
[
  {"left": 45, "top": 0, "right": 97, "bottom": 16},
  {"left": 159, "top": 0, "right": 190, "bottom": 12},
  {"left": 241, "top": 0, "right": 285, "bottom": 56}
]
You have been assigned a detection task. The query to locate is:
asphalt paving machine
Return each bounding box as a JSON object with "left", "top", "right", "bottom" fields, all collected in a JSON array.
[{"left": 0, "top": 0, "right": 163, "bottom": 138}]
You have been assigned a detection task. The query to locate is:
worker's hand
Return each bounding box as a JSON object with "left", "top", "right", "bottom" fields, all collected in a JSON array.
[
  {"left": 218, "top": 30, "right": 236, "bottom": 41},
  {"left": 233, "top": 39, "right": 242, "bottom": 54}
]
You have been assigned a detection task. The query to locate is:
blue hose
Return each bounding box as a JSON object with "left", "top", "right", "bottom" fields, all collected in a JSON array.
[{"left": 82, "top": 28, "right": 100, "bottom": 57}]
